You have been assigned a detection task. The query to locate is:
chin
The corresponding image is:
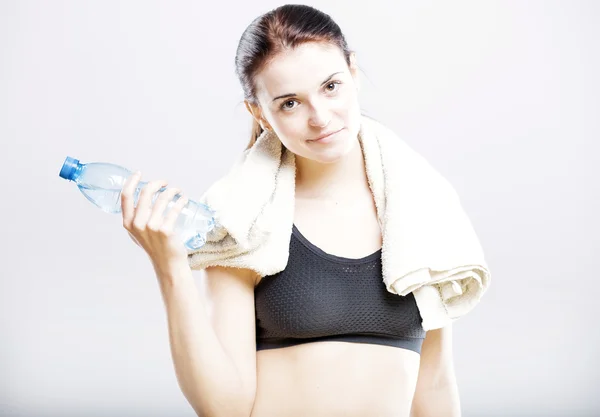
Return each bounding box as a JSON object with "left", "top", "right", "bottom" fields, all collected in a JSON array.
[{"left": 306, "top": 129, "right": 358, "bottom": 163}]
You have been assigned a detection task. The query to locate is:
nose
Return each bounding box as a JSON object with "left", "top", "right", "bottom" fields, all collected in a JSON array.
[{"left": 307, "top": 99, "right": 331, "bottom": 128}]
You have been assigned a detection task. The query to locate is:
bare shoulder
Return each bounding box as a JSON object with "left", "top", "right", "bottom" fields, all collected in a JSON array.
[{"left": 203, "top": 264, "right": 259, "bottom": 291}]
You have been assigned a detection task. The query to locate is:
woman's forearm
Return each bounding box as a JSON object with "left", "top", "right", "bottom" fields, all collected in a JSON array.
[{"left": 157, "top": 265, "right": 253, "bottom": 417}]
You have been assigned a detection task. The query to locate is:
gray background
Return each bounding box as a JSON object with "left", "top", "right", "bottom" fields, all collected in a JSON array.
[{"left": 1, "top": 1, "right": 598, "bottom": 416}]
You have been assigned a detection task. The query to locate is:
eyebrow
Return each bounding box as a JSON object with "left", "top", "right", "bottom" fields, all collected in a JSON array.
[{"left": 271, "top": 72, "right": 343, "bottom": 103}]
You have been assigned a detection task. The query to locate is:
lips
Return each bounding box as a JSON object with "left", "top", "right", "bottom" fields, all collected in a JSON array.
[{"left": 308, "top": 128, "right": 343, "bottom": 143}]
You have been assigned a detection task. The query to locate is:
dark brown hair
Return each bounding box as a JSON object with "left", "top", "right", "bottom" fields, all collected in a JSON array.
[{"left": 234, "top": 4, "right": 354, "bottom": 150}]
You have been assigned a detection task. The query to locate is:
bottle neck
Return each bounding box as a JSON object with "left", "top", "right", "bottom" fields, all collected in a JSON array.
[{"left": 71, "top": 163, "right": 84, "bottom": 181}]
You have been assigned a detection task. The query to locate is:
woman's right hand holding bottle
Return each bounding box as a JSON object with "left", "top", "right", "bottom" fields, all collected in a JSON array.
[{"left": 120, "top": 171, "right": 191, "bottom": 279}]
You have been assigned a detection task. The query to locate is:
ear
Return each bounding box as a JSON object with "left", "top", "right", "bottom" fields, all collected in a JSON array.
[
  {"left": 244, "top": 100, "right": 259, "bottom": 120},
  {"left": 349, "top": 52, "right": 360, "bottom": 92},
  {"left": 244, "top": 100, "right": 271, "bottom": 131}
]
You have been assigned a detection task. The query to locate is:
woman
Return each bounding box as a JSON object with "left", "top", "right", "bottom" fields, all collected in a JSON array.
[{"left": 121, "top": 5, "right": 461, "bottom": 417}]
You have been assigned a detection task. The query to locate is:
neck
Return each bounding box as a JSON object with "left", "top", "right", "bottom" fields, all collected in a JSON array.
[{"left": 294, "top": 139, "right": 369, "bottom": 201}]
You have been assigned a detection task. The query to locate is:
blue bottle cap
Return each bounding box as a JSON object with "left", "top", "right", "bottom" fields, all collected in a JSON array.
[{"left": 59, "top": 156, "right": 79, "bottom": 180}]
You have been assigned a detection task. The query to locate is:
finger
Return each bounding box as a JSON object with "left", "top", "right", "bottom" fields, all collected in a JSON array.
[
  {"left": 121, "top": 171, "right": 142, "bottom": 228},
  {"left": 162, "top": 194, "right": 189, "bottom": 231},
  {"left": 133, "top": 179, "right": 168, "bottom": 230},
  {"left": 127, "top": 231, "right": 142, "bottom": 247},
  {"left": 147, "top": 187, "right": 182, "bottom": 230}
]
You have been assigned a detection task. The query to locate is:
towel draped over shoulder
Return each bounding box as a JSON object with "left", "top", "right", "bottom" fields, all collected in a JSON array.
[{"left": 187, "top": 115, "right": 491, "bottom": 331}]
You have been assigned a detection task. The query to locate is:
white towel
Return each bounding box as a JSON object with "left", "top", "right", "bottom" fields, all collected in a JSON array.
[{"left": 187, "top": 115, "right": 491, "bottom": 331}]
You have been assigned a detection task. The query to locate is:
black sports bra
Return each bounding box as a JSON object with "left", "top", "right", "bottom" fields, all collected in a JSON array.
[{"left": 254, "top": 224, "right": 426, "bottom": 354}]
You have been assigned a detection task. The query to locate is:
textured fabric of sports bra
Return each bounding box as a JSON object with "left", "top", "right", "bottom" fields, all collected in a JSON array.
[{"left": 254, "top": 224, "right": 426, "bottom": 354}]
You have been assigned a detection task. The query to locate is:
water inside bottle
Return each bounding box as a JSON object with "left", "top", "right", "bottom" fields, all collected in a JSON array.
[
  {"left": 77, "top": 183, "right": 124, "bottom": 214},
  {"left": 77, "top": 183, "right": 214, "bottom": 251},
  {"left": 76, "top": 183, "right": 169, "bottom": 214},
  {"left": 182, "top": 231, "right": 207, "bottom": 251}
]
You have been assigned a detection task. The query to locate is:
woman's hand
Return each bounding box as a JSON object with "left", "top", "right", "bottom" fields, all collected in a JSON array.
[{"left": 120, "top": 171, "right": 190, "bottom": 277}]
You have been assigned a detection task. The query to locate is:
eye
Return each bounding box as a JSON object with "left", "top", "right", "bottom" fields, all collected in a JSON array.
[
  {"left": 325, "top": 80, "right": 342, "bottom": 92},
  {"left": 280, "top": 99, "right": 298, "bottom": 111}
]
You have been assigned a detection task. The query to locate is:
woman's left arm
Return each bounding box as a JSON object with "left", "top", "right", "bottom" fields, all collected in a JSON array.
[{"left": 410, "top": 323, "right": 462, "bottom": 417}]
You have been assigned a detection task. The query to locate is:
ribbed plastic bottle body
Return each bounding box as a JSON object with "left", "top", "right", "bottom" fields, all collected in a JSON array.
[{"left": 72, "top": 162, "right": 214, "bottom": 251}]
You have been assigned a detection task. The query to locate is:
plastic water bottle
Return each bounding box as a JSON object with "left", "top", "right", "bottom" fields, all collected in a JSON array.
[{"left": 58, "top": 156, "right": 216, "bottom": 251}]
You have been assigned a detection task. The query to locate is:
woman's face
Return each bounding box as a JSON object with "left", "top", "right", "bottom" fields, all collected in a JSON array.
[{"left": 248, "top": 42, "right": 362, "bottom": 164}]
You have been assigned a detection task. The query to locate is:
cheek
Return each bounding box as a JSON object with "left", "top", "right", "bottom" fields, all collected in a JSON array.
[
  {"left": 265, "top": 110, "right": 293, "bottom": 137},
  {"left": 337, "top": 88, "right": 359, "bottom": 113},
  {"left": 271, "top": 122, "right": 304, "bottom": 149},
  {"left": 337, "top": 89, "right": 361, "bottom": 124},
  {"left": 275, "top": 122, "right": 301, "bottom": 138}
]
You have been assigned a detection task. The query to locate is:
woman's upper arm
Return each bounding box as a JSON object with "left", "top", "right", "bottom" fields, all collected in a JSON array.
[
  {"left": 415, "top": 324, "right": 456, "bottom": 389},
  {"left": 202, "top": 265, "right": 259, "bottom": 399},
  {"left": 410, "top": 324, "right": 460, "bottom": 416}
]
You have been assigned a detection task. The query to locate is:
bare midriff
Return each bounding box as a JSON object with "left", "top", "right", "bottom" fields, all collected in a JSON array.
[{"left": 250, "top": 341, "right": 421, "bottom": 417}]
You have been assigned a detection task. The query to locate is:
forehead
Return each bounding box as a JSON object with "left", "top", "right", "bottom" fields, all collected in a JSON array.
[{"left": 254, "top": 43, "right": 347, "bottom": 101}]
